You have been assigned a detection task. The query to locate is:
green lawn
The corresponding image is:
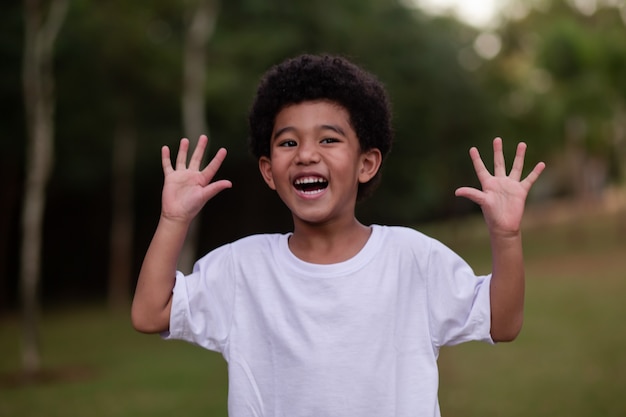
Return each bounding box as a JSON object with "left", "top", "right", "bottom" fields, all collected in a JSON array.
[
  {"left": 0, "top": 308, "right": 229, "bottom": 417},
  {"left": 2, "top": 208, "right": 625, "bottom": 417},
  {"left": 432, "top": 208, "right": 626, "bottom": 417}
]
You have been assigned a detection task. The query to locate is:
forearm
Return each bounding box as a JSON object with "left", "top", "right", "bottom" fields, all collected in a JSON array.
[
  {"left": 455, "top": 138, "right": 543, "bottom": 341},
  {"left": 131, "top": 216, "right": 190, "bottom": 333},
  {"left": 489, "top": 232, "right": 525, "bottom": 342}
]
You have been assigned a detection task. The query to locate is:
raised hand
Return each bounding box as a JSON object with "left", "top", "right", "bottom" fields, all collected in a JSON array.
[
  {"left": 161, "top": 135, "right": 232, "bottom": 223},
  {"left": 455, "top": 138, "right": 545, "bottom": 238}
]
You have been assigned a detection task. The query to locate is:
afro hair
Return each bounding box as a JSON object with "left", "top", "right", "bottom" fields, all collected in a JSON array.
[{"left": 248, "top": 54, "right": 393, "bottom": 200}]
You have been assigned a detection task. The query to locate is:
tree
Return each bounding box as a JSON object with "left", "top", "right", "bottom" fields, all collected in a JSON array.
[
  {"left": 5, "top": 0, "right": 510, "bottom": 311},
  {"left": 109, "top": 106, "right": 136, "bottom": 310},
  {"left": 20, "top": 0, "right": 68, "bottom": 374},
  {"left": 483, "top": 0, "right": 626, "bottom": 198},
  {"left": 179, "top": 0, "right": 220, "bottom": 273},
  {"left": 47, "top": 0, "right": 186, "bottom": 310}
]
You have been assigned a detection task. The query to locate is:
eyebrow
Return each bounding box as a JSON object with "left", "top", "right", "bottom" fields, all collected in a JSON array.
[{"left": 273, "top": 124, "right": 347, "bottom": 140}]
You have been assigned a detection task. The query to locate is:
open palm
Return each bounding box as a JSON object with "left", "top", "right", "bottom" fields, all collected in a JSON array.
[
  {"left": 455, "top": 138, "right": 545, "bottom": 237},
  {"left": 161, "top": 135, "right": 232, "bottom": 223}
]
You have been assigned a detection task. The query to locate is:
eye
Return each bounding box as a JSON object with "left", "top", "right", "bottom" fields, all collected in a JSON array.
[
  {"left": 278, "top": 139, "right": 297, "bottom": 147},
  {"left": 320, "top": 137, "right": 340, "bottom": 144}
]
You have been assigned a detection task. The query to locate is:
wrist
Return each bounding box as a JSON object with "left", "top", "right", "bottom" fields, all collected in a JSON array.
[
  {"left": 489, "top": 229, "right": 522, "bottom": 250},
  {"left": 159, "top": 213, "right": 194, "bottom": 229}
]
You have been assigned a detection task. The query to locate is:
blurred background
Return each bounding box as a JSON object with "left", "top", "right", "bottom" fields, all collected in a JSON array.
[{"left": 1, "top": 0, "right": 625, "bottom": 416}]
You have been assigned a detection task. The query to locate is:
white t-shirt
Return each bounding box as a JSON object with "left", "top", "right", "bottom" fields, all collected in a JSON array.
[{"left": 164, "top": 225, "right": 493, "bottom": 417}]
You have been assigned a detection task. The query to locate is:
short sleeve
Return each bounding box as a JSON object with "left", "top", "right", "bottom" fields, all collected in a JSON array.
[
  {"left": 426, "top": 238, "right": 494, "bottom": 348},
  {"left": 161, "top": 244, "right": 236, "bottom": 353}
]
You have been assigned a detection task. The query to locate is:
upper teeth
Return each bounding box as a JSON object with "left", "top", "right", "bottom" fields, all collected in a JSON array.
[{"left": 295, "top": 177, "right": 327, "bottom": 185}]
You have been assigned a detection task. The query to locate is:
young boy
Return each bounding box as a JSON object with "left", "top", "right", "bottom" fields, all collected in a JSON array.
[{"left": 131, "top": 54, "right": 545, "bottom": 417}]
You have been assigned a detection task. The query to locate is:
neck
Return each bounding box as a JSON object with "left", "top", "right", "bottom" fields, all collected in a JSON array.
[{"left": 289, "top": 217, "right": 371, "bottom": 264}]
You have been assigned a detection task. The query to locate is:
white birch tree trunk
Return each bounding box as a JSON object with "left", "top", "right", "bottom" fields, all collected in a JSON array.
[
  {"left": 20, "top": 0, "right": 68, "bottom": 374},
  {"left": 178, "top": 0, "right": 219, "bottom": 273}
]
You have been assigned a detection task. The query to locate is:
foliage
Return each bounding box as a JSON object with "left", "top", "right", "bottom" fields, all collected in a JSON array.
[
  {"left": 478, "top": 0, "right": 626, "bottom": 193},
  {"left": 2, "top": 0, "right": 626, "bottom": 307}
]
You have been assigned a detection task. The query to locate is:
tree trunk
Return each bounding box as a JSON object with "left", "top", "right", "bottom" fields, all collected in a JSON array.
[
  {"left": 614, "top": 105, "right": 626, "bottom": 186},
  {"left": 179, "top": 0, "right": 219, "bottom": 273},
  {"left": 108, "top": 116, "right": 136, "bottom": 311},
  {"left": 20, "top": 0, "right": 68, "bottom": 375}
]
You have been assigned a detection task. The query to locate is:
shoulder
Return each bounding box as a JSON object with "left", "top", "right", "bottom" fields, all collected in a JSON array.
[
  {"left": 230, "top": 232, "right": 287, "bottom": 249},
  {"left": 195, "top": 233, "right": 289, "bottom": 257},
  {"left": 228, "top": 232, "right": 291, "bottom": 263},
  {"left": 373, "top": 224, "right": 461, "bottom": 262},
  {"left": 194, "top": 232, "right": 288, "bottom": 266},
  {"left": 374, "top": 225, "right": 433, "bottom": 247},
  {"left": 366, "top": 225, "right": 434, "bottom": 264}
]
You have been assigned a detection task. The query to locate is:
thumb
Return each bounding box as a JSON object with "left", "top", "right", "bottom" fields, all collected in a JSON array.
[
  {"left": 455, "top": 187, "right": 485, "bottom": 206},
  {"left": 200, "top": 179, "right": 233, "bottom": 202}
]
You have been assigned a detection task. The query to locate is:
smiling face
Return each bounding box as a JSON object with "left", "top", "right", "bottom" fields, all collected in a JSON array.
[{"left": 259, "top": 100, "right": 381, "bottom": 229}]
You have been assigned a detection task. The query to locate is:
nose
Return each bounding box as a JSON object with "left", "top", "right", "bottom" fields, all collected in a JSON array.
[{"left": 295, "top": 140, "right": 320, "bottom": 165}]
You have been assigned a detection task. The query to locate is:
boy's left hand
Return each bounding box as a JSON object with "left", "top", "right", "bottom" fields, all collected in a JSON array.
[{"left": 455, "top": 137, "right": 545, "bottom": 238}]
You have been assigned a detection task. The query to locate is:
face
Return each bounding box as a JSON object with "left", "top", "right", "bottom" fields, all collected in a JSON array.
[{"left": 258, "top": 100, "right": 381, "bottom": 228}]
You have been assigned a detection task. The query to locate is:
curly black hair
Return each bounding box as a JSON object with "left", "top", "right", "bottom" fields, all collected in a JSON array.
[{"left": 248, "top": 54, "right": 393, "bottom": 200}]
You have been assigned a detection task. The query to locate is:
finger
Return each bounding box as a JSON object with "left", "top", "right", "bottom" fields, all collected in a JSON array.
[
  {"left": 161, "top": 146, "right": 173, "bottom": 175},
  {"left": 200, "top": 148, "right": 228, "bottom": 183},
  {"left": 189, "top": 135, "right": 208, "bottom": 171},
  {"left": 455, "top": 186, "right": 486, "bottom": 206},
  {"left": 493, "top": 137, "right": 506, "bottom": 177},
  {"left": 522, "top": 161, "right": 546, "bottom": 189},
  {"left": 468, "top": 146, "right": 491, "bottom": 182},
  {"left": 176, "top": 138, "right": 190, "bottom": 169},
  {"left": 200, "top": 179, "right": 233, "bottom": 202},
  {"left": 509, "top": 142, "right": 526, "bottom": 181}
]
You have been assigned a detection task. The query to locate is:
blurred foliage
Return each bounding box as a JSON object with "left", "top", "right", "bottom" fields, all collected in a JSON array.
[
  {"left": 480, "top": 0, "right": 626, "bottom": 196},
  {"left": 1, "top": 0, "right": 626, "bottom": 306}
]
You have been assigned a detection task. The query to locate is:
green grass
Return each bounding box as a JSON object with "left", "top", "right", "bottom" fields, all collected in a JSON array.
[
  {"left": 430, "top": 209, "right": 626, "bottom": 417},
  {"left": 2, "top": 208, "right": 625, "bottom": 417},
  {"left": 0, "top": 309, "right": 229, "bottom": 417}
]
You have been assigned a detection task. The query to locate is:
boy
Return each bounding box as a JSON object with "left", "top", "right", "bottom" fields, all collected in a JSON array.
[{"left": 131, "top": 54, "right": 545, "bottom": 417}]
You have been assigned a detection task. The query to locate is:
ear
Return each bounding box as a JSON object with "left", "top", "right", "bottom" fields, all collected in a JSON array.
[
  {"left": 358, "top": 148, "right": 382, "bottom": 184},
  {"left": 258, "top": 156, "right": 276, "bottom": 190}
]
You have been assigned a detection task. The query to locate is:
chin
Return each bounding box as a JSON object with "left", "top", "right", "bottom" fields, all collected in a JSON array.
[{"left": 291, "top": 210, "right": 336, "bottom": 226}]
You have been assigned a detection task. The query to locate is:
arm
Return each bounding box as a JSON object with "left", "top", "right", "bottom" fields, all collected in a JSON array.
[
  {"left": 131, "top": 135, "right": 232, "bottom": 334},
  {"left": 455, "top": 138, "right": 545, "bottom": 342}
]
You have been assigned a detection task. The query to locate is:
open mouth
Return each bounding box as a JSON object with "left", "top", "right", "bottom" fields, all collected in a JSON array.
[{"left": 293, "top": 176, "right": 328, "bottom": 195}]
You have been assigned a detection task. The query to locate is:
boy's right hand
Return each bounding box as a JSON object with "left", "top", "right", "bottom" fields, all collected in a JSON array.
[{"left": 161, "top": 135, "right": 232, "bottom": 224}]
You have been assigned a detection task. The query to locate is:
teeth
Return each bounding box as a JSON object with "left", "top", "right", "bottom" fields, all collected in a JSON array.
[
  {"left": 301, "top": 189, "right": 324, "bottom": 195},
  {"left": 294, "top": 177, "right": 327, "bottom": 185}
]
